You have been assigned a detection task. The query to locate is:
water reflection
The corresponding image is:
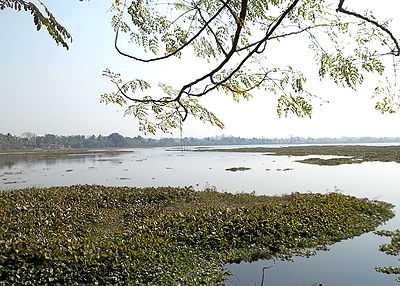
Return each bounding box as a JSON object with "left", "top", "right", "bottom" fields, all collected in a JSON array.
[
  {"left": 0, "top": 158, "right": 17, "bottom": 169},
  {"left": 226, "top": 231, "right": 398, "bottom": 285}
]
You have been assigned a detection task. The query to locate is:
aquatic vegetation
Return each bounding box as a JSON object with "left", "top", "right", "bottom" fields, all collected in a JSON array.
[
  {"left": 375, "top": 230, "right": 400, "bottom": 281},
  {"left": 298, "top": 157, "right": 355, "bottom": 166},
  {"left": 2, "top": 171, "right": 23, "bottom": 175},
  {"left": 3, "top": 181, "right": 18, "bottom": 185},
  {"left": 201, "top": 145, "right": 400, "bottom": 166},
  {"left": 0, "top": 185, "right": 394, "bottom": 285},
  {"left": 2, "top": 179, "right": 27, "bottom": 185},
  {"left": 96, "top": 159, "right": 123, "bottom": 164},
  {"left": 225, "top": 167, "right": 251, "bottom": 172},
  {"left": 282, "top": 168, "right": 293, "bottom": 171}
]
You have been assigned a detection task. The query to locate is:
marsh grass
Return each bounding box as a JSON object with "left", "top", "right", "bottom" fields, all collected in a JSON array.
[
  {"left": 297, "top": 157, "right": 355, "bottom": 166},
  {"left": 0, "top": 185, "right": 394, "bottom": 285},
  {"left": 201, "top": 145, "right": 400, "bottom": 166}
]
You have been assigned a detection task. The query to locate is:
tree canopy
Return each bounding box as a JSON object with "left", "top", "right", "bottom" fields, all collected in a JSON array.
[
  {"left": 101, "top": 0, "right": 400, "bottom": 134},
  {"left": 3, "top": 0, "right": 400, "bottom": 134}
]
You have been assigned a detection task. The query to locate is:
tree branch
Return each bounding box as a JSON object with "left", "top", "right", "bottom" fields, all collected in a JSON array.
[
  {"left": 197, "top": 7, "right": 228, "bottom": 57},
  {"left": 336, "top": 0, "right": 400, "bottom": 56},
  {"left": 175, "top": 0, "right": 249, "bottom": 99},
  {"left": 235, "top": 23, "right": 335, "bottom": 53},
  {"left": 114, "top": 0, "right": 231, "bottom": 63},
  {"left": 188, "top": 0, "right": 301, "bottom": 98}
]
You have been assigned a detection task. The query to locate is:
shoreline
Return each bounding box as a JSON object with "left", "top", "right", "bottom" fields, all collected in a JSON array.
[{"left": 0, "top": 148, "right": 136, "bottom": 157}]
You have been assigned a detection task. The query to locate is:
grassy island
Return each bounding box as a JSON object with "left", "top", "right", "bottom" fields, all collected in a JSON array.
[
  {"left": 225, "top": 167, "right": 251, "bottom": 172},
  {"left": 199, "top": 145, "right": 400, "bottom": 166},
  {"left": 0, "top": 185, "right": 394, "bottom": 285}
]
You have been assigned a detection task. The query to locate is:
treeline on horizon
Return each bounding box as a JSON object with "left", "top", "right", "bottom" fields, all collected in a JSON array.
[{"left": 1, "top": 132, "right": 400, "bottom": 150}]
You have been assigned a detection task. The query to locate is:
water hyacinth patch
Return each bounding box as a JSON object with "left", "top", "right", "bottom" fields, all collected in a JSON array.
[
  {"left": 375, "top": 230, "right": 400, "bottom": 282},
  {"left": 0, "top": 185, "right": 394, "bottom": 285}
]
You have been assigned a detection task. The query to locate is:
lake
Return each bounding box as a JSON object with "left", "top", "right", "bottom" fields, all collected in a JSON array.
[{"left": 1, "top": 145, "right": 399, "bottom": 285}]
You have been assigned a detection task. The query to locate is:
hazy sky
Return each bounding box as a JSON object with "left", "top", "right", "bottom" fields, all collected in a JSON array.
[{"left": 1, "top": 0, "right": 400, "bottom": 138}]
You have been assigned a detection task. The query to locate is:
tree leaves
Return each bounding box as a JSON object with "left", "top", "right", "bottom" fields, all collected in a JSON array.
[
  {"left": 375, "top": 96, "right": 399, "bottom": 114},
  {"left": 1, "top": 0, "right": 73, "bottom": 49},
  {"left": 101, "top": 71, "right": 224, "bottom": 134},
  {"left": 277, "top": 95, "right": 313, "bottom": 118},
  {"left": 319, "top": 52, "right": 362, "bottom": 89}
]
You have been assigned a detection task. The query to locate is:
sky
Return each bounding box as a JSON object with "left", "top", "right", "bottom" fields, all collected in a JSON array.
[{"left": 1, "top": 0, "right": 400, "bottom": 138}]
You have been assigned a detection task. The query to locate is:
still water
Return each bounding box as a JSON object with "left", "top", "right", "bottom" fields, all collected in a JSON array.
[{"left": 1, "top": 146, "right": 400, "bottom": 285}]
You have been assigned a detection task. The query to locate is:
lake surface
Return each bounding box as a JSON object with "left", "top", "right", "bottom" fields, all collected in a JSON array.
[{"left": 1, "top": 145, "right": 400, "bottom": 285}]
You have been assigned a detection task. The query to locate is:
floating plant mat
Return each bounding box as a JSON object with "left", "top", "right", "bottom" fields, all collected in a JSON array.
[
  {"left": 225, "top": 167, "right": 251, "bottom": 172},
  {"left": 0, "top": 185, "right": 394, "bottom": 285},
  {"left": 375, "top": 230, "right": 400, "bottom": 282}
]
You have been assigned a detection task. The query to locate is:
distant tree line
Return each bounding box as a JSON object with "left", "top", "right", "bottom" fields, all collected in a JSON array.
[
  {"left": 0, "top": 133, "right": 147, "bottom": 150},
  {"left": 1, "top": 133, "right": 400, "bottom": 151}
]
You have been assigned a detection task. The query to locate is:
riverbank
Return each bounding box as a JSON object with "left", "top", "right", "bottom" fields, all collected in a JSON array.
[
  {"left": 0, "top": 148, "right": 135, "bottom": 158},
  {"left": 199, "top": 145, "right": 400, "bottom": 166},
  {"left": 0, "top": 185, "right": 394, "bottom": 285}
]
